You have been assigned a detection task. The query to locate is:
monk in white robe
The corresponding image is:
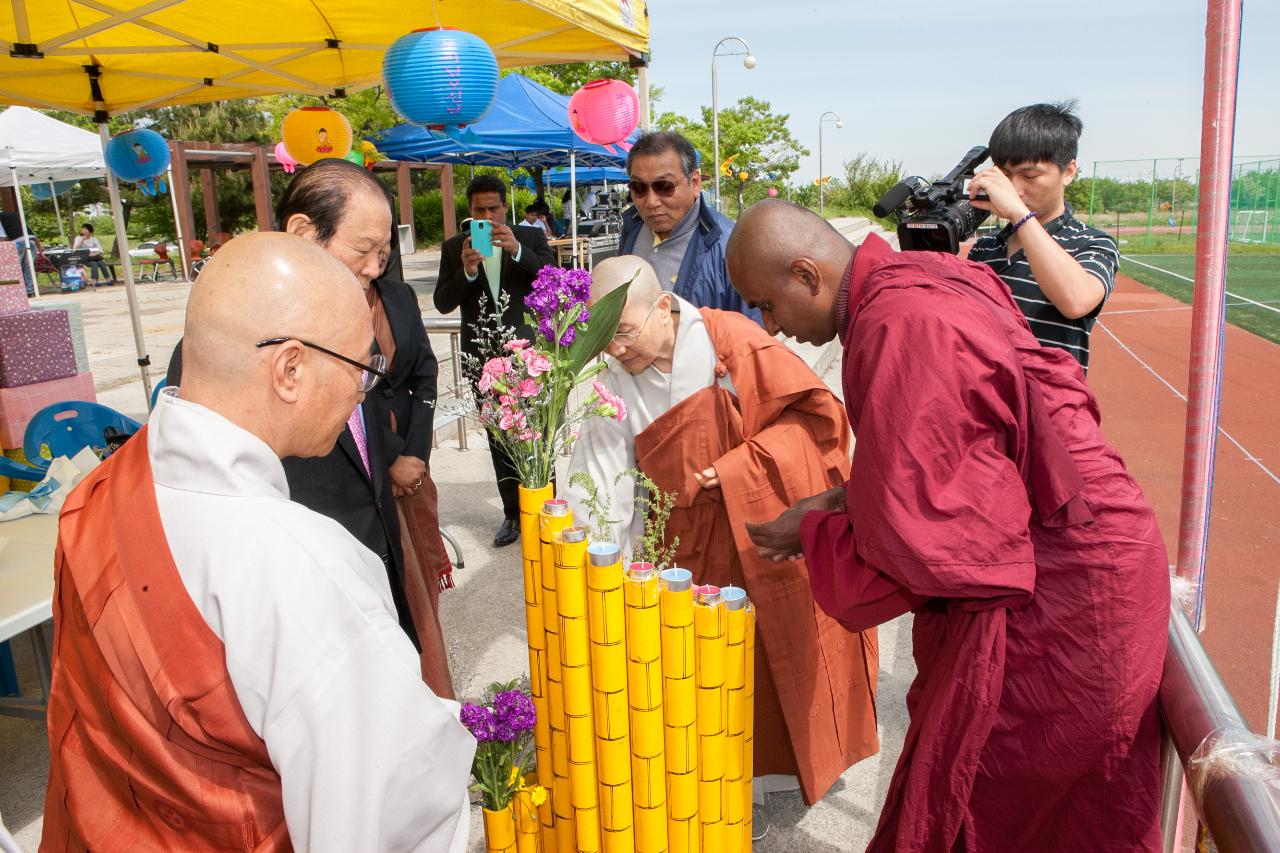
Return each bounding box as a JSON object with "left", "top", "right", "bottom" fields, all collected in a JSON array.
[
  {"left": 564, "top": 256, "right": 879, "bottom": 811},
  {"left": 42, "top": 233, "right": 474, "bottom": 852}
]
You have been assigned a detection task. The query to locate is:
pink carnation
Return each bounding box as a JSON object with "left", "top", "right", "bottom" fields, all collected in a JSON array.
[
  {"left": 517, "top": 378, "right": 539, "bottom": 399},
  {"left": 525, "top": 352, "right": 552, "bottom": 377},
  {"left": 504, "top": 339, "right": 530, "bottom": 352},
  {"left": 592, "top": 381, "right": 628, "bottom": 422}
]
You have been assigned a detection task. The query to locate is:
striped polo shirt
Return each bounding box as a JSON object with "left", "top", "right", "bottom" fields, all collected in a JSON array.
[{"left": 968, "top": 203, "right": 1118, "bottom": 371}]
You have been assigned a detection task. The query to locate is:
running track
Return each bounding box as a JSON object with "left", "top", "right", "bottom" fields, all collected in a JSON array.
[{"left": 1091, "top": 272, "right": 1280, "bottom": 734}]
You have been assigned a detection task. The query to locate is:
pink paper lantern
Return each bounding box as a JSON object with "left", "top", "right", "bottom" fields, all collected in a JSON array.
[
  {"left": 767, "top": 187, "right": 779, "bottom": 198},
  {"left": 274, "top": 141, "right": 299, "bottom": 174},
  {"left": 568, "top": 79, "right": 640, "bottom": 152}
]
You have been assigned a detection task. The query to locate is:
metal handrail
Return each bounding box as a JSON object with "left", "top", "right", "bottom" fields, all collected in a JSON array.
[
  {"left": 1159, "top": 606, "right": 1280, "bottom": 851},
  {"left": 422, "top": 315, "right": 468, "bottom": 450}
]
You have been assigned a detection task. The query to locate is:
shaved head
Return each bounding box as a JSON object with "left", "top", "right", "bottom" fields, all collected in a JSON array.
[
  {"left": 590, "top": 255, "right": 662, "bottom": 309},
  {"left": 181, "top": 232, "right": 372, "bottom": 458},
  {"left": 593, "top": 255, "right": 678, "bottom": 375},
  {"left": 726, "top": 199, "right": 856, "bottom": 344}
]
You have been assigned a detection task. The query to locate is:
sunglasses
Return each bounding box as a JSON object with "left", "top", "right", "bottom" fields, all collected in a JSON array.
[{"left": 627, "top": 178, "right": 683, "bottom": 199}]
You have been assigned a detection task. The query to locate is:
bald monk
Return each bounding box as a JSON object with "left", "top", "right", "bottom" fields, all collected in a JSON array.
[
  {"left": 730, "top": 200, "right": 1168, "bottom": 852},
  {"left": 42, "top": 234, "right": 475, "bottom": 852},
  {"left": 565, "top": 255, "right": 879, "bottom": 816}
]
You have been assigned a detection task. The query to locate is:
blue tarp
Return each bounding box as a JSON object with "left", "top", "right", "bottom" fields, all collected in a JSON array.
[
  {"left": 374, "top": 74, "right": 639, "bottom": 170},
  {"left": 515, "top": 166, "right": 629, "bottom": 189}
]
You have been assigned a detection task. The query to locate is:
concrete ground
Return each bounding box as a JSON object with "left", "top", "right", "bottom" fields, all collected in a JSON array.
[{"left": 0, "top": 221, "right": 912, "bottom": 851}]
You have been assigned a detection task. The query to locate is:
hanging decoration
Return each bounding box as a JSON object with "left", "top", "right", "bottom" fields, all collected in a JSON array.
[
  {"left": 767, "top": 187, "right": 779, "bottom": 198},
  {"left": 281, "top": 106, "right": 353, "bottom": 166},
  {"left": 274, "top": 142, "right": 300, "bottom": 174},
  {"left": 568, "top": 79, "right": 639, "bottom": 154},
  {"left": 103, "top": 128, "right": 171, "bottom": 197},
  {"left": 344, "top": 150, "right": 366, "bottom": 167},
  {"left": 382, "top": 27, "right": 499, "bottom": 142},
  {"left": 29, "top": 181, "right": 80, "bottom": 200}
]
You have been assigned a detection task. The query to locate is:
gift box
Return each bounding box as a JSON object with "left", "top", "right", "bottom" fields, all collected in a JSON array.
[
  {"left": 29, "top": 301, "right": 89, "bottom": 372},
  {"left": 0, "top": 283, "right": 28, "bottom": 315},
  {"left": 0, "top": 309, "right": 78, "bottom": 388},
  {"left": 0, "top": 371, "right": 96, "bottom": 447},
  {"left": 0, "top": 243, "right": 21, "bottom": 284}
]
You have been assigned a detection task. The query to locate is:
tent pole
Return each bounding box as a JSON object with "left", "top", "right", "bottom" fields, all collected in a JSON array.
[
  {"left": 48, "top": 179, "right": 68, "bottom": 245},
  {"left": 166, "top": 165, "right": 189, "bottom": 280},
  {"left": 570, "top": 152, "right": 578, "bottom": 269},
  {"left": 637, "top": 66, "right": 651, "bottom": 131},
  {"left": 97, "top": 124, "right": 153, "bottom": 411},
  {"left": 10, "top": 167, "right": 39, "bottom": 301}
]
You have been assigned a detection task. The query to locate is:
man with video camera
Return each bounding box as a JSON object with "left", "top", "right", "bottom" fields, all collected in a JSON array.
[{"left": 967, "top": 101, "right": 1118, "bottom": 371}]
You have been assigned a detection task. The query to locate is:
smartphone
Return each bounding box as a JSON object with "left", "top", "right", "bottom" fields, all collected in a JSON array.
[{"left": 469, "top": 219, "right": 493, "bottom": 258}]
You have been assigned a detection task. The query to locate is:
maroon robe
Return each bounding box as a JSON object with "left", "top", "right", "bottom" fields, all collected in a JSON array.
[{"left": 799, "top": 234, "right": 1168, "bottom": 852}]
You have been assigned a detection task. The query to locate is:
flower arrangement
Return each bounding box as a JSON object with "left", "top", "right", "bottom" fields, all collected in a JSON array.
[
  {"left": 460, "top": 680, "right": 544, "bottom": 811},
  {"left": 469, "top": 266, "right": 633, "bottom": 488}
]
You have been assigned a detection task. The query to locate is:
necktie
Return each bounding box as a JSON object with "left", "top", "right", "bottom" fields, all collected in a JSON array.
[{"left": 347, "top": 407, "right": 370, "bottom": 477}]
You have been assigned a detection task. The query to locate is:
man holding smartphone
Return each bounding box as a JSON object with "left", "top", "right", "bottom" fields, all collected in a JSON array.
[
  {"left": 435, "top": 175, "right": 555, "bottom": 547},
  {"left": 966, "top": 101, "right": 1118, "bottom": 372}
]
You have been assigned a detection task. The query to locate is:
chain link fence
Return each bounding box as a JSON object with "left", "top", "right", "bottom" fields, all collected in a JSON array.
[{"left": 1081, "top": 156, "right": 1280, "bottom": 245}]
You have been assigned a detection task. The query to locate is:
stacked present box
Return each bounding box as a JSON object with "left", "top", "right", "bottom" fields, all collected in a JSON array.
[{"left": 0, "top": 244, "right": 97, "bottom": 490}]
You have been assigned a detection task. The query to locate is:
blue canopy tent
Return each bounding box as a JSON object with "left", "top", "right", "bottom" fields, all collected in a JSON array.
[
  {"left": 522, "top": 166, "right": 629, "bottom": 187},
  {"left": 375, "top": 74, "right": 639, "bottom": 170},
  {"left": 375, "top": 74, "right": 642, "bottom": 261}
]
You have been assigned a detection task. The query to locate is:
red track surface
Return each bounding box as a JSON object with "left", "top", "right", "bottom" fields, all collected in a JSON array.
[{"left": 1091, "top": 272, "right": 1280, "bottom": 734}]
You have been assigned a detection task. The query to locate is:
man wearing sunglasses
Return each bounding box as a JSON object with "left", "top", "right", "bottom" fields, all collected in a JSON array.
[
  {"left": 619, "top": 131, "right": 761, "bottom": 324},
  {"left": 44, "top": 233, "right": 475, "bottom": 852}
]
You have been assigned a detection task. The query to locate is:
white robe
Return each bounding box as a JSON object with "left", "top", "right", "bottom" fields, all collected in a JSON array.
[
  {"left": 148, "top": 390, "right": 475, "bottom": 852},
  {"left": 565, "top": 297, "right": 735, "bottom": 556}
]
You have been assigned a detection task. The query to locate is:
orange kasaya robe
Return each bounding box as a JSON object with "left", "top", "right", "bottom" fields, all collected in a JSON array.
[
  {"left": 633, "top": 307, "right": 879, "bottom": 804},
  {"left": 41, "top": 429, "right": 289, "bottom": 852}
]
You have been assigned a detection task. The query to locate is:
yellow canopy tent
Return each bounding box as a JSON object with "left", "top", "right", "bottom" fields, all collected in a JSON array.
[
  {"left": 0, "top": 0, "right": 648, "bottom": 115},
  {"left": 0, "top": 0, "right": 649, "bottom": 407}
]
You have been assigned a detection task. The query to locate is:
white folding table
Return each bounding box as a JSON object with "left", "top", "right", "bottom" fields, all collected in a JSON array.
[{"left": 0, "top": 514, "right": 59, "bottom": 719}]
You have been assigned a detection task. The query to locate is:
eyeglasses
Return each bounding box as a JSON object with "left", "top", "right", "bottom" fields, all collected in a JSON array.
[
  {"left": 256, "top": 337, "right": 388, "bottom": 392},
  {"left": 627, "top": 178, "right": 682, "bottom": 199},
  {"left": 612, "top": 296, "right": 665, "bottom": 345}
]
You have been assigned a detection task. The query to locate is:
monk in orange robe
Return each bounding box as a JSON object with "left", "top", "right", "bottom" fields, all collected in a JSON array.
[
  {"left": 42, "top": 234, "right": 474, "bottom": 852},
  {"left": 566, "top": 256, "right": 879, "bottom": 812}
]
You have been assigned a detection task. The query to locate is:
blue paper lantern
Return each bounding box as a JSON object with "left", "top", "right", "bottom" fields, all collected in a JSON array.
[
  {"left": 382, "top": 27, "right": 499, "bottom": 129},
  {"left": 104, "top": 129, "right": 170, "bottom": 183}
]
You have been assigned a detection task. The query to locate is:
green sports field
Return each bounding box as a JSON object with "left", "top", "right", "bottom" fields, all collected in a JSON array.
[{"left": 1119, "top": 252, "right": 1280, "bottom": 345}]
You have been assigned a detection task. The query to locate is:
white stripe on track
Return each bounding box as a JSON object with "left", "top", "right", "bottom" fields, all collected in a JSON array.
[
  {"left": 1122, "top": 255, "right": 1280, "bottom": 316},
  {"left": 1095, "top": 321, "right": 1280, "bottom": 489}
]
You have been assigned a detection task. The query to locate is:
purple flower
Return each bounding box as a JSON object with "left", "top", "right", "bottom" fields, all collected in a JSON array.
[
  {"left": 460, "top": 703, "right": 497, "bottom": 742},
  {"left": 493, "top": 690, "right": 537, "bottom": 735},
  {"left": 525, "top": 266, "right": 594, "bottom": 348}
]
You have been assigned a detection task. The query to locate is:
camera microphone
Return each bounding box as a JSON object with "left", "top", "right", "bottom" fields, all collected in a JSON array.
[{"left": 873, "top": 181, "right": 914, "bottom": 218}]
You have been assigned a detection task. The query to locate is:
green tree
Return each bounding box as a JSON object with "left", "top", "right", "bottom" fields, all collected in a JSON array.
[{"left": 655, "top": 97, "right": 808, "bottom": 216}]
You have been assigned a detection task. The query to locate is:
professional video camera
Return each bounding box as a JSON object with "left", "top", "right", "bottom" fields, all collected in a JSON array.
[{"left": 873, "top": 145, "right": 992, "bottom": 254}]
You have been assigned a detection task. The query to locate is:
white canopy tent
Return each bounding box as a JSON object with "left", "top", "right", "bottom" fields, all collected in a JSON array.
[{"left": 0, "top": 107, "right": 108, "bottom": 296}]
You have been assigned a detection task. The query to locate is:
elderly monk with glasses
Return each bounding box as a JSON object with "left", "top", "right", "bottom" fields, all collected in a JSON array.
[
  {"left": 42, "top": 234, "right": 475, "bottom": 853},
  {"left": 618, "top": 130, "right": 761, "bottom": 323},
  {"left": 564, "top": 256, "right": 879, "bottom": 837},
  {"left": 168, "top": 160, "right": 459, "bottom": 701}
]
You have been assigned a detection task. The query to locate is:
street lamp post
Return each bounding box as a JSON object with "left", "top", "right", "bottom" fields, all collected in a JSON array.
[
  {"left": 712, "top": 36, "right": 756, "bottom": 213},
  {"left": 818, "top": 111, "right": 843, "bottom": 217}
]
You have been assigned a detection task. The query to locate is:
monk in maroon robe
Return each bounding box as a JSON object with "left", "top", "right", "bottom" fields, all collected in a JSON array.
[{"left": 726, "top": 200, "right": 1168, "bottom": 852}]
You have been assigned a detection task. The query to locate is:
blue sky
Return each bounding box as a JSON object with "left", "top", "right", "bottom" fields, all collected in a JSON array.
[{"left": 644, "top": 0, "right": 1279, "bottom": 182}]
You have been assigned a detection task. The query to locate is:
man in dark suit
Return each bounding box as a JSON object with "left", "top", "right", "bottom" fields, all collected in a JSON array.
[
  {"left": 434, "top": 174, "right": 555, "bottom": 547},
  {"left": 168, "top": 160, "right": 421, "bottom": 652}
]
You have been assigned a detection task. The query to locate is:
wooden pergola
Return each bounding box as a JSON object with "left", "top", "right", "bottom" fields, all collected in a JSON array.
[{"left": 166, "top": 139, "right": 457, "bottom": 279}]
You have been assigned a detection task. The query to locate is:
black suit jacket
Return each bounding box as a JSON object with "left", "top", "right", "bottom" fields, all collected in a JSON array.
[
  {"left": 166, "top": 342, "right": 419, "bottom": 650},
  {"left": 372, "top": 277, "right": 438, "bottom": 465},
  {"left": 433, "top": 224, "right": 556, "bottom": 360}
]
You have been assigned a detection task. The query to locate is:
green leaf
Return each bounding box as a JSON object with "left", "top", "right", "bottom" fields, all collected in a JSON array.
[{"left": 566, "top": 273, "right": 634, "bottom": 378}]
